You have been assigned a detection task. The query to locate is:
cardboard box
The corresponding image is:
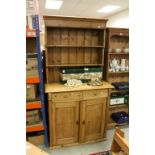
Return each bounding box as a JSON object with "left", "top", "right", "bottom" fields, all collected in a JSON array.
[
  {"left": 26, "top": 58, "right": 38, "bottom": 77},
  {"left": 28, "top": 135, "right": 44, "bottom": 146},
  {"left": 110, "top": 97, "right": 125, "bottom": 105},
  {"left": 26, "top": 84, "right": 36, "bottom": 101},
  {"left": 61, "top": 67, "right": 84, "bottom": 82},
  {"left": 26, "top": 109, "right": 41, "bottom": 125},
  {"left": 84, "top": 67, "right": 102, "bottom": 81}
]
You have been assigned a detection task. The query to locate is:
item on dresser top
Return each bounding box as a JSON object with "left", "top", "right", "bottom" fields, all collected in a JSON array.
[
  {"left": 64, "top": 79, "right": 82, "bottom": 87},
  {"left": 84, "top": 67, "right": 103, "bottom": 82},
  {"left": 61, "top": 67, "right": 84, "bottom": 82},
  {"left": 87, "top": 78, "right": 103, "bottom": 86},
  {"left": 61, "top": 67, "right": 103, "bottom": 83},
  {"left": 112, "top": 82, "right": 129, "bottom": 90}
]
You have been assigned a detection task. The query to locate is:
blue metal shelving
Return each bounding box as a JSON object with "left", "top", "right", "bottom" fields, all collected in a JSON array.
[{"left": 35, "top": 14, "right": 48, "bottom": 147}]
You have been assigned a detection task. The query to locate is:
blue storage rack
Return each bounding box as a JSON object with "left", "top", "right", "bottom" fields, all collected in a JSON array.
[{"left": 35, "top": 14, "right": 48, "bottom": 147}]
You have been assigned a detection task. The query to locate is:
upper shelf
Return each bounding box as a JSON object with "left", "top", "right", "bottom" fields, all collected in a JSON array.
[
  {"left": 26, "top": 77, "right": 40, "bottom": 84},
  {"left": 47, "top": 64, "right": 104, "bottom": 67},
  {"left": 46, "top": 45, "right": 104, "bottom": 48}
]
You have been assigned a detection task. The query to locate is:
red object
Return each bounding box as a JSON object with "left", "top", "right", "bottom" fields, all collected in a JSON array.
[
  {"left": 26, "top": 77, "right": 40, "bottom": 83},
  {"left": 26, "top": 28, "right": 36, "bottom": 38},
  {"left": 26, "top": 123, "right": 44, "bottom": 133},
  {"left": 26, "top": 102, "right": 42, "bottom": 110}
]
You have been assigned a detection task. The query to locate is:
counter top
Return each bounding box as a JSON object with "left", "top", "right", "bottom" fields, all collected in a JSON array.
[{"left": 45, "top": 81, "right": 114, "bottom": 93}]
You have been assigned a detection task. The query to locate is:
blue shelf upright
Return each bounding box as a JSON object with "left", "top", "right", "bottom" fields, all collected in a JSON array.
[{"left": 35, "top": 14, "right": 48, "bottom": 147}]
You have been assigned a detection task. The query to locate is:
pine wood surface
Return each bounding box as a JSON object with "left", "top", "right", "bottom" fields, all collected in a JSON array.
[{"left": 45, "top": 81, "right": 114, "bottom": 93}]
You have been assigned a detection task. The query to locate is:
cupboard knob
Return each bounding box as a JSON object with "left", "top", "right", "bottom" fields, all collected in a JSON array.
[
  {"left": 82, "top": 121, "right": 85, "bottom": 125},
  {"left": 76, "top": 120, "right": 79, "bottom": 125}
]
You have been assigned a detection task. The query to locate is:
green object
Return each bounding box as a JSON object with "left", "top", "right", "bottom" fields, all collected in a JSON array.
[
  {"left": 124, "top": 94, "right": 129, "bottom": 104},
  {"left": 84, "top": 67, "right": 102, "bottom": 73},
  {"left": 61, "top": 67, "right": 84, "bottom": 74}
]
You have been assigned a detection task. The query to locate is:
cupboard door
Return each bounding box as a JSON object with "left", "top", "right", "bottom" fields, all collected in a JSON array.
[
  {"left": 79, "top": 98, "right": 107, "bottom": 142},
  {"left": 49, "top": 101, "right": 79, "bottom": 146}
]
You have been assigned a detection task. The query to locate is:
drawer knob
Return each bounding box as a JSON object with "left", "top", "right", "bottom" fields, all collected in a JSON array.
[{"left": 64, "top": 95, "right": 68, "bottom": 98}]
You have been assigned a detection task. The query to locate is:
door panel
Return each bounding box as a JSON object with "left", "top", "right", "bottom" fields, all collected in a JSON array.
[
  {"left": 49, "top": 101, "right": 79, "bottom": 146},
  {"left": 80, "top": 98, "right": 107, "bottom": 142}
]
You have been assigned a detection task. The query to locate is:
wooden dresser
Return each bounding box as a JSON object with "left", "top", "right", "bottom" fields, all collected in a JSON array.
[{"left": 45, "top": 82, "right": 113, "bottom": 148}]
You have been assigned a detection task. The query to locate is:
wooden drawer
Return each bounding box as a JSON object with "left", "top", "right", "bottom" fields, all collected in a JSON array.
[
  {"left": 83, "top": 89, "right": 108, "bottom": 100},
  {"left": 49, "top": 92, "right": 82, "bottom": 102}
]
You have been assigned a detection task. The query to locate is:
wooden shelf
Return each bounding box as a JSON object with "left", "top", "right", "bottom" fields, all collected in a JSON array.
[
  {"left": 26, "top": 101, "right": 42, "bottom": 110},
  {"left": 111, "top": 89, "right": 129, "bottom": 93},
  {"left": 109, "top": 52, "right": 129, "bottom": 55},
  {"left": 107, "top": 121, "right": 129, "bottom": 129},
  {"left": 47, "top": 64, "right": 103, "bottom": 67},
  {"left": 26, "top": 122, "right": 44, "bottom": 133},
  {"left": 45, "top": 16, "right": 106, "bottom": 83},
  {"left": 26, "top": 77, "right": 40, "bottom": 84},
  {"left": 46, "top": 45, "right": 104, "bottom": 48},
  {"left": 109, "top": 104, "right": 128, "bottom": 109},
  {"left": 109, "top": 71, "right": 129, "bottom": 74}
]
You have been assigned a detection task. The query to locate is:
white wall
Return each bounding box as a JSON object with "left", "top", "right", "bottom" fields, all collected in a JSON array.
[{"left": 106, "top": 9, "right": 129, "bottom": 28}]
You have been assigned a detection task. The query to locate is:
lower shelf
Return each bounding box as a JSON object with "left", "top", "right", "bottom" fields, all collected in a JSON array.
[
  {"left": 108, "top": 104, "right": 129, "bottom": 129},
  {"left": 107, "top": 121, "right": 129, "bottom": 129},
  {"left": 26, "top": 122, "right": 44, "bottom": 133}
]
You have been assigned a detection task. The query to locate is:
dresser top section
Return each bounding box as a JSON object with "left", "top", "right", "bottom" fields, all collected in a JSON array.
[{"left": 45, "top": 81, "right": 114, "bottom": 93}]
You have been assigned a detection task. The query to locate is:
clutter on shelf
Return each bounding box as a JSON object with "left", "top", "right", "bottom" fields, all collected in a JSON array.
[
  {"left": 61, "top": 67, "right": 103, "bottom": 83},
  {"left": 109, "top": 58, "right": 129, "bottom": 72},
  {"left": 87, "top": 78, "right": 103, "bottom": 86},
  {"left": 64, "top": 79, "right": 83, "bottom": 87}
]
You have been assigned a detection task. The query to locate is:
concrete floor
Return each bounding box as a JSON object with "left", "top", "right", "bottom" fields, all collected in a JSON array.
[{"left": 40, "top": 126, "right": 128, "bottom": 155}]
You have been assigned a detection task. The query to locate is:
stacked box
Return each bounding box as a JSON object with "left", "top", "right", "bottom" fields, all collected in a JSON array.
[
  {"left": 84, "top": 67, "right": 103, "bottom": 82},
  {"left": 26, "top": 84, "right": 36, "bottom": 101},
  {"left": 26, "top": 109, "right": 41, "bottom": 126},
  {"left": 61, "top": 67, "right": 103, "bottom": 83},
  {"left": 28, "top": 135, "right": 44, "bottom": 146},
  {"left": 61, "top": 67, "right": 84, "bottom": 82},
  {"left": 110, "top": 92, "right": 129, "bottom": 105},
  {"left": 26, "top": 57, "right": 38, "bottom": 77}
]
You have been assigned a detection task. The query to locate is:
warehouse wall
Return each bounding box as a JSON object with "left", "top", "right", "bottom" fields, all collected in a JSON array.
[{"left": 106, "top": 9, "right": 129, "bottom": 28}]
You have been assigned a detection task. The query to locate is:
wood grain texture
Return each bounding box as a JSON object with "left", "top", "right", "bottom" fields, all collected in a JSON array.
[
  {"left": 79, "top": 98, "right": 107, "bottom": 142},
  {"left": 49, "top": 101, "right": 79, "bottom": 147},
  {"left": 45, "top": 81, "right": 114, "bottom": 93},
  {"left": 44, "top": 16, "right": 107, "bottom": 83}
]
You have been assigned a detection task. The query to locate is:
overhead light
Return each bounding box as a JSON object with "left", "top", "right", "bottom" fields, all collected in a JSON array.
[
  {"left": 98, "top": 5, "right": 120, "bottom": 13},
  {"left": 45, "top": 0, "right": 63, "bottom": 10}
]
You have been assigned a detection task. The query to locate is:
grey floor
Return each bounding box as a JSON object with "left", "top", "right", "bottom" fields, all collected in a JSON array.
[{"left": 40, "top": 126, "right": 128, "bottom": 155}]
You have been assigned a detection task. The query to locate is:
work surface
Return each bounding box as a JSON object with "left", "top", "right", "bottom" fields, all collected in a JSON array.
[{"left": 45, "top": 81, "right": 114, "bottom": 93}]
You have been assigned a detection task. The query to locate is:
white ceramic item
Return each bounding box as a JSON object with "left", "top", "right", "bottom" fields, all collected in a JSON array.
[
  {"left": 120, "top": 59, "right": 126, "bottom": 71},
  {"left": 115, "top": 48, "right": 121, "bottom": 53},
  {"left": 123, "top": 48, "right": 129, "bottom": 53}
]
